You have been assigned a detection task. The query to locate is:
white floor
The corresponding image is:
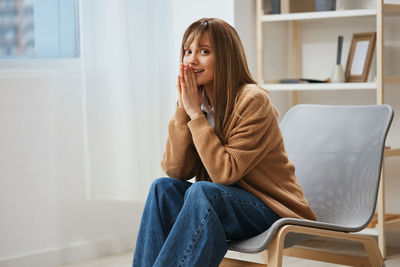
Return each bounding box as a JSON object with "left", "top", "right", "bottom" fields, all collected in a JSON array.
[{"left": 59, "top": 247, "right": 400, "bottom": 267}]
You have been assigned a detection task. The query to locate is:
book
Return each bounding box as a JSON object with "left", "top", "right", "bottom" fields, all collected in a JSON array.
[{"left": 279, "top": 78, "right": 328, "bottom": 83}]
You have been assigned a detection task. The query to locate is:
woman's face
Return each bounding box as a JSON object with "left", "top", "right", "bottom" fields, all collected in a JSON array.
[{"left": 183, "top": 32, "right": 214, "bottom": 89}]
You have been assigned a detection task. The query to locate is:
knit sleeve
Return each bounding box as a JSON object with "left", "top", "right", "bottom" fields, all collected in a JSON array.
[
  {"left": 161, "top": 106, "right": 199, "bottom": 180},
  {"left": 188, "top": 90, "right": 279, "bottom": 185}
]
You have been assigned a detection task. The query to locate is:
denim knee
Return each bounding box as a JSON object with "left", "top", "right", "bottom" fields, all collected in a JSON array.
[
  {"left": 150, "top": 177, "right": 174, "bottom": 190},
  {"left": 149, "top": 177, "right": 174, "bottom": 193},
  {"left": 184, "top": 181, "right": 220, "bottom": 203},
  {"left": 150, "top": 177, "right": 191, "bottom": 197}
]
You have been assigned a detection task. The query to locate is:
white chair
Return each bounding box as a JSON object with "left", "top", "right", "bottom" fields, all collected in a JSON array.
[{"left": 221, "top": 104, "right": 393, "bottom": 267}]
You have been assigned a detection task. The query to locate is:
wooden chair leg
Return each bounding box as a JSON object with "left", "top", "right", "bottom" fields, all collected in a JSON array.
[
  {"left": 266, "top": 228, "right": 285, "bottom": 267},
  {"left": 219, "top": 257, "right": 266, "bottom": 267},
  {"left": 361, "top": 236, "right": 385, "bottom": 267},
  {"left": 378, "top": 162, "right": 387, "bottom": 258},
  {"left": 260, "top": 250, "right": 268, "bottom": 264}
]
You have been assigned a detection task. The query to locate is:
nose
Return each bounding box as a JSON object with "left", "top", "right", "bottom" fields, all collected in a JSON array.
[{"left": 186, "top": 53, "right": 198, "bottom": 65}]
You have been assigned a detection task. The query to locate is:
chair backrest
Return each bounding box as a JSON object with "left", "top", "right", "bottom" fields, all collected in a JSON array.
[{"left": 280, "top": 105, "right": 393, "bottom": 231}]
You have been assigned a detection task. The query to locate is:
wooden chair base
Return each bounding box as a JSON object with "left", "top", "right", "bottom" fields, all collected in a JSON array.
[
  {"left": 220, "top": 225, "right": 384, "bottom": 267},
  {"left": 220, "top": 258, "right": 266, "bottom": 267}
]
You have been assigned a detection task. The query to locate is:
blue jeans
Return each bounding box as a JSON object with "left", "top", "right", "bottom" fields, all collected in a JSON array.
[{"left": 132, "top": 177, "right": 280, "bottom": 267}]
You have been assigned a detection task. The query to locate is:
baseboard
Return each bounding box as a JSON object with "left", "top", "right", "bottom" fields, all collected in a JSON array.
[{"left": 0, "top": 236, "right": 135, "bottom": 267}]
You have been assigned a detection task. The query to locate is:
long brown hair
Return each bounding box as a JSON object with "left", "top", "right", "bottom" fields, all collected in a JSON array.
[{"left": 180, "top": 18, "right": 256, "bottom": 143}]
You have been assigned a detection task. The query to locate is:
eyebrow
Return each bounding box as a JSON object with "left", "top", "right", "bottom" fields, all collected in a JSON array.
[
  {"left": 184, "top": 43, "right": 212, "bottom": 50},
  {"left": 199, "top": 44, "right": 212, "bottom": 48}
]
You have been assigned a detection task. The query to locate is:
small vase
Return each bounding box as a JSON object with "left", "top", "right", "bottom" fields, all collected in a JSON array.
[
  {"left": 331, "top": 64, "right": 345, "bottom": 83},
  {"left": 315, "top": 0, "right": 336, "bottom": 11},
  {"left": 336, "top": 0, "right": 376, "bottom": 10}
]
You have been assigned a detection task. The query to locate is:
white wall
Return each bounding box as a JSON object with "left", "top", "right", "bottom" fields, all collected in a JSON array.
[
  {"left": 233, "top": 0, "right": 257, "bottom": 77},
  {"left": 0, "top": 62, "right": 144, "bottom": 266}
]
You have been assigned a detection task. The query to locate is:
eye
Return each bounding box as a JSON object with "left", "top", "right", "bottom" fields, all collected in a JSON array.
[
  {"left": 184, "top": 50, "right": 191, "bottom": 55},
  {"left": 200, "top": 49, "right": 209, "bottom": 55}
]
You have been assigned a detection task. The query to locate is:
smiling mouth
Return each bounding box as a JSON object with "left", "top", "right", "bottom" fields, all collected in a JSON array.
[{"left": 194, "top": 69, "right": 205, "bottom": 73}]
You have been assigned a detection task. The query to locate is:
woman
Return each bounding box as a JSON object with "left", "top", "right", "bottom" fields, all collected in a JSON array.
[{"left": 132, "top": 18, "right": 316, "bottom": 267}]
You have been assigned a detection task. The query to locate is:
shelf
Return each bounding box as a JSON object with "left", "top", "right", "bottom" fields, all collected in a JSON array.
[
  {"left": 357, "top": 227, "right": 378, "bottom": 236},
  {"left": 384, "top": 76, "right": 400, "bottom": 84},
  {"left": 358, "top": 220, "right": 400, "bottom": 235},
  {"left": 261, "top": 4, "right": 400, "bottom": 22},
  {"left": 384, "top": 148, "right": 400, "bottom": 157},
  {"left": 261, "top": 9, "right": 377, "bottom": 22},
  {"left": 386, "top": 218, "right": 400, "bottom": 231},
  {"left": 260, "top": 82, "right": 376, "bottom": 91},
  {"left": 384, "top": 4, "right": 400, "bottom": 13}
]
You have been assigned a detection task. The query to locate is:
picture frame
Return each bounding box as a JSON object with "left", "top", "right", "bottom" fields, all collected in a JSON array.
[{"left": 345, "top": 32, "right": 376, "bottom": 82}]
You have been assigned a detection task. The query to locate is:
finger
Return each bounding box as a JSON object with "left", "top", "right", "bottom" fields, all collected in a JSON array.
[
  {"left": 180, "top": 64, "right": 185, "bottom": 80},
  {"left": 188, "top": 66, "right": 197, "bottom": 89},
  {"left": 187, "top": 66, "right": 197, "bottom": 93},
  {"left": 177, "top": 74, "right": 182, "bottom": 91},
  {"left": 184, "top": 65, "right": 193, "bottom": 92},
  {"left": 180, "top": 69, "right": 187, "bottom": 93},
  {"left": 177, "top": 75, "right": 183, "bottom": 107},
  {"left": 177, "top": 75, "right": 182, "bottom": 95},
  {"left": 180, "top": 77, "right": 188, "bottom": 109},
  {"left": 186, "top": 66, "right": 201, "bottom": 103},
  {"left": 183, "top": 65, "right": 188, "bottom": 87},
  {"left": 189, "top": 67, "right": 202, "bottom": 105}
]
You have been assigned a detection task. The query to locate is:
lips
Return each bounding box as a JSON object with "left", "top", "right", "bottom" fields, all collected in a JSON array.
[{"left": 194, "top": 69, "right": 205, "bottom": 73}]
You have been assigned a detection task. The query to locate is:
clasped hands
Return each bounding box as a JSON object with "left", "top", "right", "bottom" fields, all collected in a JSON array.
[{"left": 177, "top": 64, "right": 203, "bottom": 120}]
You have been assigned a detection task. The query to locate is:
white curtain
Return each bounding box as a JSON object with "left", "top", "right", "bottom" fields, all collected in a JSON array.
[{"left": 79, "top": 0, "right": 176, "bottom": 201}]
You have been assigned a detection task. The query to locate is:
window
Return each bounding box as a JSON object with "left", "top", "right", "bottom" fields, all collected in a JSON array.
[{"left": 0, "top": 0, "right": 79, "bottom": 58}]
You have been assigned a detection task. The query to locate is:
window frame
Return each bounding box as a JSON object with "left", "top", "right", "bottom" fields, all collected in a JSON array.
[{"left": 0, "top": 58, "right": 81, "bottom": 79}]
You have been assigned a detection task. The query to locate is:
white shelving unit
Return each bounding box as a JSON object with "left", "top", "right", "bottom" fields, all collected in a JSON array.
[
  {"left": 256, "top": 0, "right": 400, "bottom": 259},
  {"left": 261, "top": 82, "right": 377, "bottom": 91},
  {"left": 261, "top": 8, "right": 377, "bottom": 22}
]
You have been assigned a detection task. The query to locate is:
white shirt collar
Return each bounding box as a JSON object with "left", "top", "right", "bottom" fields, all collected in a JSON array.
[{"left": 200, "top": 87, "right": 215, "bottom": 128}]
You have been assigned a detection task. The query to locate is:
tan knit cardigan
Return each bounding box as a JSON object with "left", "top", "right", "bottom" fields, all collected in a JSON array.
[{"left": 161, "top": 84, "right": 316, "bottom": 221}]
